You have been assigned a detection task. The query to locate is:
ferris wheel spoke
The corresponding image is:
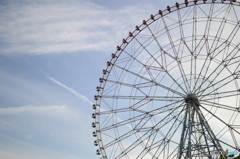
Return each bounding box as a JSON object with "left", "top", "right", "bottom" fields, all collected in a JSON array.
[
  {"left": 198, "top": 46, "right": 240, "bottom": 96},
  {"left": 136, "top": 22, "right": 189, "bottom": 94},
  {"left": 176, "top": 10, "right": 190, "bottom": 83},
  {"left": 198, "top": 3, "right": 214, "bottom": 62},
  {"left": 193, "top": 4, "right": 214, "bottom": 92},
  {"left": 122, "top": 58, "right": 169, "bottom": 89},
  {"left": 184, "top": 37, "right": 207, "bottom": 93},
  {"left": 151, "top": 104, "right": 185, "bottom": 157},
  {"left": 102, "top": 95, "right": 182, "bottom": 101},
  {"left": 193, "top": 44, "right": 227, "bottom": 94},
  {"left": 200, "top": 105, "right": 240, "bottom": 136},
  {"left": 209, "top": 4, "right": 232, "bottom": 54},
  {"left": 211, "top": 124, "right": 240, "bottom": 152},
  {"left": 193, "top": 27, "right": 240, "bottom": 95},
  {"left": 218, "top": 138, "right": 240, "bottom": 152},
  {"left": 99, "top": 100, "right": 183, "bottom": 132},
  {"left": 103, "top": 113, "right": 167, "bottom": 152},
  {"left": 196, "top": 61, "right": 240, "bottom": 97},
  {"left": 99, "top": 107, "right": 136, "bottom": 115},
  {"left": 100, "top": 82, "right": 120, "bottom": 97},
  {"left": 99, "top": 101, "right": 185, "bottom": 157},
  {"left": 135, "top": 130, "right": 161, "bottom": 158},
  {"left": 100, "top": 99, "right": 184, "bottom": 125},
  {"left": 194, "top": 31, "right": 239, "bottom": 95},
  {"left": 133, "top": 102, "right": 184, "bottom": 133},
  {"left": 213, "top": 24, "right": 240, "bottom": 60},
  {"left": 105, "top": 79, "right": 185, "bottom": 97},
  {"left": 160, "top": 16, "right": 191, "bottom": 92},
  {"left": 183, "top": 5, "right": 212, "bottom": 93},
  {"left": 216, "top": 127, "right": 240, "bottom": 152},
  {"left": 192, "top": 37, "right": 211, "bottom": 80},
  {"left": 204, "top": 3, "right": 214, "bottom": 36},
  {"left": 232, "top": 5, "right": 240, "bottom": 21},
  {"left": 176, "top": 9, "right": 185, "bottom": 46},
  {"left": 130, "top": 102, "right": 185, "bottom": 142},
  {"left": 152, "top": 106, "right": 186, "bottom": 158},
  {"left": 200, "top": 100, "right": 239, "bottom": 112},
  {"left": 136, "top": 103, "right": 184, "bottom": 157},
  {"left": 192, "top": 44, "right": 212, "bottom": 93},
  {"left": 114, "top": 102, "right": 184, "bottom": 159},
  {"left": 133, "top": 99, "right": 172, "bottom": 113},
  {"left": 137, "top": 138, "right": 166, "bottom": 158},
  {"left": 99, "top": 113, "right": 148, "bottom": 132},
  {"left": 153, "top": 137, "right": 181, "bottom": 158},
  {"left": 136, "top": 19, "right": 187, "bottom": 93},
  {"left": 122, "top": 47, "right": 153, "bottom": 72},
  {"left": 111, "top": 64, "right": 185, "bottom": 97},
  {"left": 191, "top": 5, "right": 197, "bottom": 53},
  {"left": 150, "top": 101, "right": 184, "bottom": 117},
  {"left": 166, "top": 144, "right": 179, "bottom": 158},
  {"left": 189, "top": 6, "right": 198, "bottom": 91},
  {"left": 224, "top": 54, "right": 240, "bottom": 66},
  {"left": 198, "top": 75, "right": 237, "bottom": 98},
  {"left": 200, "top": 90, "right": 240, "bottom": 101},
  {"left": 102, "top": 125, "right": 146, "bottom": 150},
  {"left": 191, "top": 36, "right": 205, "bottom": 70},
  {"left": 105, "top": 79, "right": 153, "bottom": 96},
  {"left": 114, "top": 127, "right": 160, "bottom": 158}
]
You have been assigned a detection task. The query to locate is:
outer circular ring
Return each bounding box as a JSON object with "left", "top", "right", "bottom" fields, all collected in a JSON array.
[{"left": 92, "top": 0, "right": 240, "bottom": 158}]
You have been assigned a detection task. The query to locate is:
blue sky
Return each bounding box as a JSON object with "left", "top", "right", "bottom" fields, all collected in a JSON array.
[{"left": 0, "top": 0, "right": 178, "bottom": 158}]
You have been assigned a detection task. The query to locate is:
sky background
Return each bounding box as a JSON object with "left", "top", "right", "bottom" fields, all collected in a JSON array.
[{"left": 0, "top": 0, "right": 179, "bottom": 158}]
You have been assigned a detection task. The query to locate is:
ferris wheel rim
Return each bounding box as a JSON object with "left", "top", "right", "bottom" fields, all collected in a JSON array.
[{"left": 93, "top": 0, "right": 240, "bottom": 158}]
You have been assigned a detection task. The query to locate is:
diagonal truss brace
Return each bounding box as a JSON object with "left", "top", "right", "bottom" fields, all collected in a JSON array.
[{"left": 178, "top": 94, "right": 224, "bottom": 159}]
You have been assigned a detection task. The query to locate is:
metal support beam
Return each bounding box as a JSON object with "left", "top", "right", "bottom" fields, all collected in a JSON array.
[{"left": 178, "top": 94, "right": 224, "bottom": 159}]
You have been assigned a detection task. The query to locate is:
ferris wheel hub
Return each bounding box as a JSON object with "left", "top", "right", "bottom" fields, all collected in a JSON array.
[{"left": 184, "top": 94, "right": 200, "bottom": 107}]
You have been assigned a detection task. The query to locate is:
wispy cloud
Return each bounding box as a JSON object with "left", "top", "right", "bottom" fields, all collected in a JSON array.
[
  {"left": 47, "top": 75, "right": 93, "bottom": 105},
  {"left": 0, "top": 105, "right": 66, "bottom": 114},
  {"left": 0, "top": 103, "right": 95, "bottom": 158},
  {"left": 0, "top": 0, "right": 156, "bottom": 55}
]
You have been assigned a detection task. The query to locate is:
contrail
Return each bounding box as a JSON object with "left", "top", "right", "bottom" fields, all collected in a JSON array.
[
  {"left": 12, "top": 32, "right": 95, "bottom": 106},
  {"left": 47, "top": 76, "right": 94, "bottom": 105}
]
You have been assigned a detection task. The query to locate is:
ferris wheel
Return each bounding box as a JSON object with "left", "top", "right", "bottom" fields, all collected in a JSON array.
[{"left": 92, "top": 0, "right": 240, "bottom": 158}]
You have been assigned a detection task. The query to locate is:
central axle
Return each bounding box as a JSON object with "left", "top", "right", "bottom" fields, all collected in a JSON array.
[{"left": 184, "top": 94, "right": 200, "bottom": 107}]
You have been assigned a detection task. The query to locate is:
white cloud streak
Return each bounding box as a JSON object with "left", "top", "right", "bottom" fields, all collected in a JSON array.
[
  {"left": 47, "top": 75, "right": 93, "bottom": 105},
  {"left": 0, "top": 105, "right": 66, "bottom": 114},
  {"left": 0, "top": 0, "right": 156, "bottom": 55},
  {"left": 0, "top": 103, "right": 95, "bottom": 158}
]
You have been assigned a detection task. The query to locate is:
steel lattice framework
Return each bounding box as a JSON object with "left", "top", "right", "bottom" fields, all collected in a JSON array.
[{"left": 92, "top": 0, "right": 240, "bottom": 158}]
